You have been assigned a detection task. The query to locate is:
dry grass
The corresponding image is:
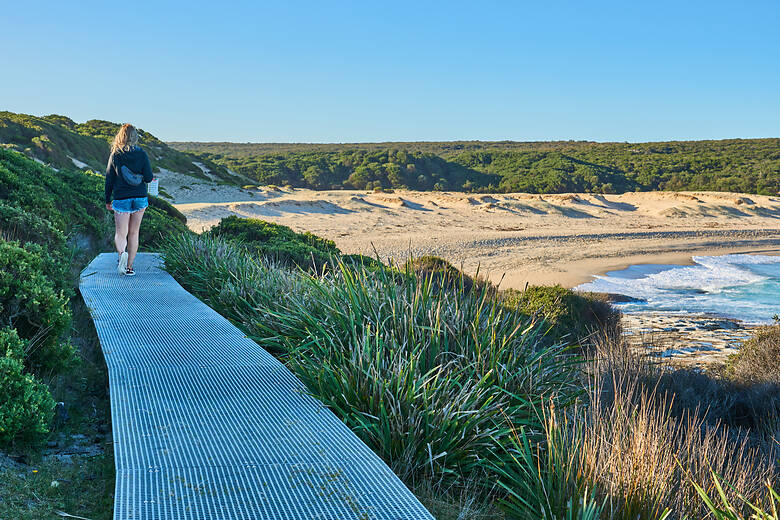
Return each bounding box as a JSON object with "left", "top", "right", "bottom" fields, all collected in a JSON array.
[
  {"left": 413, "top": 477, "right": 504, "bottom": 520},
  {"left": 494, "top": 333, "right": 779, "bottom": 519},
  {"left": 580, "top": 336, "right": 778, "bottom": 519}
]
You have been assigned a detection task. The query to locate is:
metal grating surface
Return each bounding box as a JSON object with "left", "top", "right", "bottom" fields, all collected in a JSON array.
[{"left": 80, "top": 253, "right": 433, "bottom": 520}]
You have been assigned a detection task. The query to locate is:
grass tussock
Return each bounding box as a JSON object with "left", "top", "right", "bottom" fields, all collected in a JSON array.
[{"left": 584, "top": 341, "right": 775, "bottom": 518}]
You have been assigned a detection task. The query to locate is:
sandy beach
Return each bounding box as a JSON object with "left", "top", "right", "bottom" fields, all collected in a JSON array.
[{"left": 169, "top": 186, "right": 780, "bottom": 290}]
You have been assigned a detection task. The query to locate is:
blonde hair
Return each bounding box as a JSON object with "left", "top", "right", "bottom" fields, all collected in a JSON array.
[{"left": 111, "top": 123, "right": 139, "bottom": 154}]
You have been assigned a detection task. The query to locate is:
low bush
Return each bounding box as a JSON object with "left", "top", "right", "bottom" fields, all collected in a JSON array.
[
  {"left": 0, "top": 356, "right": 55, "bottom": 450},
  {"left": 502, "top": 285, "right": 620, "bottom": 344},
  {"left": 147, "top": 195, "right": 188, "bottom": 225},
  {"left": 341, "top": 253, "right": 384, "bottom": 270},
  {"left": 727, "top": 323, "right": 780, "bottom": 385},
  {"left": 0, "top": 240, "right": 74, "bottom": 373},
  {"left": 0, "top": 201, "right": 66, "bottom": 250},
  {"left": 403, "top": 255, "right": 487, "bottom": 294},
  {"left": 139, "top": 206, "right": 191, "bottom": 250},
  {"left": 207, "top": 215, "right": 340, "bottom": 271},
  {"left": 0, "top": 148, "right": 107, "bottom": 239},
  {"left": 647, "top": 365, "right": 780, "bottom": 433},
  {"left": 0, "top": 327, "right": 26, "bottom": 361}
]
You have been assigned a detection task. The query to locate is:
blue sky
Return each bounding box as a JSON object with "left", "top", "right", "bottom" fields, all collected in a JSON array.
[{"left": 2, "top": 1, "right": 778, "bottom": 142}]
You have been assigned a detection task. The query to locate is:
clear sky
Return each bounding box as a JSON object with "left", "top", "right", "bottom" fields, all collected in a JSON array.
[{"left": 2, "top": 1, "right": 778, "bottom": 143}]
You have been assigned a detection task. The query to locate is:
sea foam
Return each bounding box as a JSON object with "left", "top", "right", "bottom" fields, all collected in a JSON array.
[{"left": 575, "top": 254, "right": 780, "bottom": 324}]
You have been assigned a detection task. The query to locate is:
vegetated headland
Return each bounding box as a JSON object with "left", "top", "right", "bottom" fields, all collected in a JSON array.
[{"left": 1, "top": 111, "right": 779, "bottom": 519}]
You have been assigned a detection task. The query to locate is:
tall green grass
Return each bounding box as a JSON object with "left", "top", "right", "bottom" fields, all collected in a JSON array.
[{"left": 694, "top": 471, "right": 779, "bottom": 519}]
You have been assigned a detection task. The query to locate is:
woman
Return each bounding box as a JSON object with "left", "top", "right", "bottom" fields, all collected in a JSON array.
[{"left": 105, "top": 124, "right": 153, "bottom": 276}]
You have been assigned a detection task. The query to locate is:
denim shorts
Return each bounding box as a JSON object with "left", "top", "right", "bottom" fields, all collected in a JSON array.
[{"left": 112, "top": 197, "right": 149, "bottom": 213}]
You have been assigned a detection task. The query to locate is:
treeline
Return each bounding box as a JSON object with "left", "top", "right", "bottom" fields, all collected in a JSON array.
[
  {"left": 192, "top": 149, "right": 498, "bottom": 191},
  {"left": 169, "top": 139, "right": 607, "bottom": 157},
  {"left": 174, "top": 138, "right": 780, "bottom": 195}
]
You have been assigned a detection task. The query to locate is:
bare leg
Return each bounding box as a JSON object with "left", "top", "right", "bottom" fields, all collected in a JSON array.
[
  {"left": 127, "top": 208, "right": 146, "bottom": 269},
  {"left": 114, "top": 212, "right": 130, "bottom": 255}
]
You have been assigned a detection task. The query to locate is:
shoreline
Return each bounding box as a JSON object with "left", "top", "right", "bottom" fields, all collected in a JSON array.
[
  {"left": 427, "top": 240, "right": 780, "bottom": 291},
  {"left": 562, "top": 246, "right": 780, "bottom": 289}
]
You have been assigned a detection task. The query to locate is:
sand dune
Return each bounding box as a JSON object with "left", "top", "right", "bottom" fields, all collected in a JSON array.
[{"left": 174, "top": 189, "right": 780, "bottom": 289}]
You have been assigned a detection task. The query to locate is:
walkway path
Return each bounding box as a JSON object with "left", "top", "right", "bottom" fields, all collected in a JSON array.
[{"left": 80, "top": 253, "right": 433, "bottom": 520}]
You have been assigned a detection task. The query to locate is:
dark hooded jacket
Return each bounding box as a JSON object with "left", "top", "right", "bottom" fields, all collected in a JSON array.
[{"left": 104, "top": 146, "right": 154, "bottom": 203}]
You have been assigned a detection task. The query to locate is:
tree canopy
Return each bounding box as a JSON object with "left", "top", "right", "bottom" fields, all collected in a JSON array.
[{"left": 173, "top": 138, "right": 780, "bottom": 195}]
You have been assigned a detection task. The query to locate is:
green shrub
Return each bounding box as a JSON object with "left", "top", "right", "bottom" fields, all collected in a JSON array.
[
  {"left": 403, "top": 255, "right": 487, "bottom": 293},
  {"left": 405, "top": 255, "right": 462, "bottom": 277},
  {"left": 341, "top": 253, "right": 385, "bottom": 270},
  {"left": 147, "top": 195, "right": 187, "bottom": 225},
  {"left": 207, "top": 215, "right": 340, "bottom": 271},
  {"left": 139, "top": 206, "right": 191, "bottom": 250},
  {"left": 0, "top": 327, "right": 26, "bottom": 361},
  {"left": 502, "top": 285, "right": 619, "bottom": 344},
  {"left": 0, "top": 356, "right": 55, "bottom": 450},
  {"left": 0, "top": 148, "right": 107, "bottom": 239},
  {"left": 0, "top": 240, "right": 74, "bottom": 373},
  {"left": 2, "top": 111, "right": 239, "bottom": 184},
  {"left": 0, "top": 201, "right": 66, "bottom": 250}
]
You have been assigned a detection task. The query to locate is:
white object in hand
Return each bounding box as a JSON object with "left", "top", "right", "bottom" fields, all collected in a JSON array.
[{"left": 148, "top": 178, "right": 159, "bottom": 197}]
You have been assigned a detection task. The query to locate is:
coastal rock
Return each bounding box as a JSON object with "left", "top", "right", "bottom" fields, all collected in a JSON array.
[
  {"left": 621, "top": 312, "right": 756, "bottom": 370},
  {"left": 596, "top": 292, "right": 646, "bottom": 303}
]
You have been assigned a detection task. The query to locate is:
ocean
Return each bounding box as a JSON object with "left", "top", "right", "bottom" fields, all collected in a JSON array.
[{"left": 575, "top": 254, "right": 780, "bottom": 324}]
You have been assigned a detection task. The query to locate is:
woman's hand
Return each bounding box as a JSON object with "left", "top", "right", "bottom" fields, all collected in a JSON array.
[{"left": 106, "top": 203, "right": 113, "bottom": 211}]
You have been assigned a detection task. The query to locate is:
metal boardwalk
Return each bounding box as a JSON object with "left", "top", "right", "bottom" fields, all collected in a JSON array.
[{"left": 80, "top": 253, "right": 433, "bottom": 520}]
